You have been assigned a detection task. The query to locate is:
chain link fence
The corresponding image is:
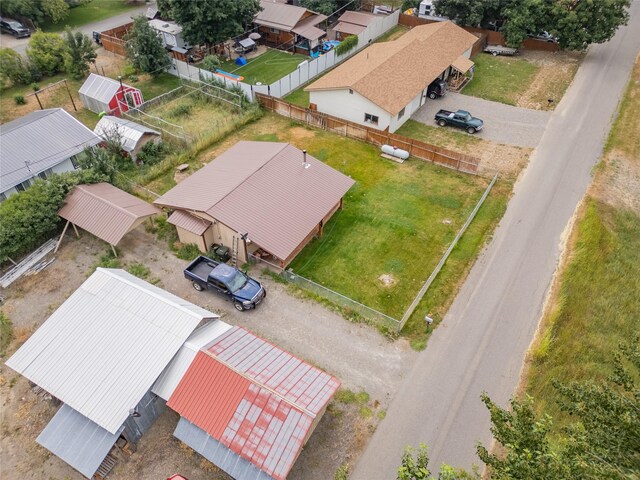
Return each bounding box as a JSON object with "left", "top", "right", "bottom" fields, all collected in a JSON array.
[{"left": 248, "top": 254, "right": 401, "bottom": 332}]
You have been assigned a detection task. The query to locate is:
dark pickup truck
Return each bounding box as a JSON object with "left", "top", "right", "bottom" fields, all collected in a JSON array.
[
  {"left": 434, "top": 109, "right": 484, "bottom": 134},
  {"left": 185, "top": 256, "right": 266, "bottom": 311}
]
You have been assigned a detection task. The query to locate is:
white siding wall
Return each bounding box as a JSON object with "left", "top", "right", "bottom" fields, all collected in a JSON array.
[
  {"left": 1, "top": 157, "right": 77, "bottom": 201},
  {"left": 388, "top": 89, "right": 425, "bottom": 133},
  {"left": 310, "top": 89, "right": 392, "bottom": 131}
]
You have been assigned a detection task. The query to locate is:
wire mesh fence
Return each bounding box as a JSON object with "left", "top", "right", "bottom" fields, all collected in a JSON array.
[{"left": 248, "top": 253, "right": 402, "bottom": 332}]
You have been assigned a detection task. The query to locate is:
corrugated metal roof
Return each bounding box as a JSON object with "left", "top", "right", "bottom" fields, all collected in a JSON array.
[
  {"left": 167, "top": 326, "right": 340, "bottom": 480},
  {"left": 155, "top": 141, "right": 355, "bottom": 262},
  {"left": 292, "top": 24, "right": 326, "bottom": 40},
  {"left": 6, "top": 268, "right": 218, "bottom": 434},
  {"left": 79, "top": 74, "right": 126, "bottom": 104},
  {"left": 0, "top": 108, "right": 101, "bottom": 192},
  {"left": 94, "top": 116, "right": 160, "bottom": 153},
  {"left": 291, "top": 13, "right": 327, "bottom": 37},
  {"left": 37, "top": 404, "right": 124, "bottom": 479},
  {"left": 167, "top": 210, "right": 212, "bottom": 236},
  {"left": 306, "top": 21, "right": 478, "bottom": 115},
  {"left": 152, "top": 320, "right": 233, "bottom": 400},
  {"left": 58, "top": 183, "right": 160, "bottom": 246},
  {"left": 174, "top": 418, "right": 274, "bottom": 480},
  {"left": 255, "top": 0, "right": 308, "bottom": 30}
]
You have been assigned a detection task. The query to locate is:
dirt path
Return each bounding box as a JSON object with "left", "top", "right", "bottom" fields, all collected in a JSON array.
[{"left": 1, "top": 225, "right": 416, "bottom": 480}]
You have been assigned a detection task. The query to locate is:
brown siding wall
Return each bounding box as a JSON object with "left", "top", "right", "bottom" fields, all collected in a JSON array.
[{"left": 256, "top": 94, "right": 480, "bottom": 175}]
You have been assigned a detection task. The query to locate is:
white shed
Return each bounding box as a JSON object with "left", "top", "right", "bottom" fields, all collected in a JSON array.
[
  {"left": 94, "top": 116, "right": 161, "bottom": 160},
  {"left": 79, "top": 74, "right": 143, "bottom": 114}
]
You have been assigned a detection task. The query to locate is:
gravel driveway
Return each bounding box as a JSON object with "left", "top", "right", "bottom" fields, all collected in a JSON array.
[
  {"left": 411, "top": 92, "right": 551, "bottom": 148},
  {"left": 3, "top": 226, "right": 416, "bottom": 405}
]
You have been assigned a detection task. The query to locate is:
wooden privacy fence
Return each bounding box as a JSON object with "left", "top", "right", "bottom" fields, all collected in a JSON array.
[
  {"left": 256, "top": 94, "right": 480, "bottom": 175},
  {"left": 100, "top": 23, "right": 132, "bottom": 57},
  {"left": 398, "top": 14, "right": 560, "bottom": 52}
]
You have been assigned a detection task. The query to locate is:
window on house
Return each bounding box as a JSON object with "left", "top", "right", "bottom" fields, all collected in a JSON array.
[
  {"left": 349, "top": 89, "right": 353, "bottom": 94},
  {"left": 398, "top": 107, "right": 406, "bottom": 119},
  {"left": 364, "top": 113, "right": 379, "bottom": 124},
  {"left": 270, "top": 27, "right": 279, "bottom": 34},
  {"left": 15, "top": 180, "right": 30, "bottom": 192},
  {"left": 37, "top": 168, "right": 53, "bottom": 180},
  {"left": 70, "top": 155, "right": 79, "bottom": 169}
]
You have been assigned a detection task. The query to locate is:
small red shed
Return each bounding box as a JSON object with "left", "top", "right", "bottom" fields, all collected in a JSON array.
[{"left": 79, "top": 73, "right": 144, "bottom": 115}]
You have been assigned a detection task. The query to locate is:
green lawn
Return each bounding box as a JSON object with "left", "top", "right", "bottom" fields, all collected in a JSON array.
[
  {"left": 396, "top": 119, "right": 483, "bottom": 152},
  {"left": 41, "top": 0, "right": 139, "bottom": 32},
  {"left": 374, "top": 25, "right": 409, "bottom": 43},
  {"left": 463, "top": 54, "right": 539, "bottom": 106},
  {"left": 283, "top": 85, "right": 310, "bottom": 107},
  {"left": 214, "top": 49, "right": 307, "bottom": 85},
  {"left": 133, "top": 73, "right": 181, "bottom": 101}
]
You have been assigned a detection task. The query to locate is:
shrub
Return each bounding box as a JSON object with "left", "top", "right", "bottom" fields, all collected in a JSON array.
[
  {"left": 121, "top": 63, "right": 137, "bottom": 79},
  {"left": 137, "top": 141, "right": 167, "bottom": 166},
  {"left": 26, "top": 30, "right": 67, "bottom": 76},
  {"left": 13, "top": 95, "right": 25, "bottom": 105},
  {"left": 31, "top": 83, "right": 40, "bottom": 91},
  {"left": 0, "top": 48, "right": 33, "bottom": 85},
  {"left": 0, "top": 170, "right": 107, "bottom": 264},
  {"left": 125, "top": 16, "right": 171, "bottom": 75},
  {"left": 63, "top": 28, "right": 97, "bottom": 80},
  {"left": 335, "top": 35, "right": 358, "bottom": 55},
  {"left": 170, "top": 103, "right": 193, "bottom": 117},
  {"left": 175, "top": 243, "right": 202, "bottom": 260},
  {"left": 0, "top": 311, "right": 14, "bottom": 357},
  {"left": 126, "top": 262, "right": 151, "bottom": 280},
  {"left": 200, "top": 54, "right": 221, "bottom": 72}
]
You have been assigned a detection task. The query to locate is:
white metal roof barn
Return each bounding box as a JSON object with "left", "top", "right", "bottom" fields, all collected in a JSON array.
[
  {"left": 6, "top": 268, "right": 218, "bottom": 434},
  {"left": 94, "top": 116, "right": 160, "bottom": 159},
  {"left": 5, "top": 268, "right": 219, "bottom": 478}
]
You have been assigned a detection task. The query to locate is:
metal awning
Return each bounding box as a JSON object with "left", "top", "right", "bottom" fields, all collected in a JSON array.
[
  {"left": 37, "top": 404, "right": 124, "bottom": 479},
  {"left": 174, "top": 417, "right": 274, "bottom": 480},
  {"left": 238, "top": 38, "right": 256, "bottom": 49},
  {"left": 452, "top": 55, "right": 474, "bottom": 73}
]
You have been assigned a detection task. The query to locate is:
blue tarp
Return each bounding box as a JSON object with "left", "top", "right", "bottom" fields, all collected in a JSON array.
[{"left": 235, "top": 56, "right": 248, "bottom": 66}]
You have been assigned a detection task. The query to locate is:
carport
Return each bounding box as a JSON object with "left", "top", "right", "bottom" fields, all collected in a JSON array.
[{"left": 56, "top": 182, "right": 160, "bottom": 256}]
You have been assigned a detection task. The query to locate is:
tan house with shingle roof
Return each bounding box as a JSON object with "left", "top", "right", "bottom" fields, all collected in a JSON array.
[
  {"left": 305, "top": 21, "right": 478, "bottom": 132},
  {"left": 154, "top": 141, "right": 354, "bottom": 268}
]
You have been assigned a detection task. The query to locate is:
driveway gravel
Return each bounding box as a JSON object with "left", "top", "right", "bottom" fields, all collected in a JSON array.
[{"left": 411, "top": 92, "right": 551, "bottom": 148}]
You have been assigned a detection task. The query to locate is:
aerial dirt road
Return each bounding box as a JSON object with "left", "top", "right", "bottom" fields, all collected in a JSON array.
[{"left": 352, "top": 1, "right": 640, "bottom": 477}]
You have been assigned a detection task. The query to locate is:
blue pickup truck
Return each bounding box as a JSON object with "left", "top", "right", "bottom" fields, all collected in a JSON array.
[
  {"left": 435, "top": 109, "right": 484, "bottom": 134},
  {"left": 185, "top": 256, "right": 266, "bottom": 311}
]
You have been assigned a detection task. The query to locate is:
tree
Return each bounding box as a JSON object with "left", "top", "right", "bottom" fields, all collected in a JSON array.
[
  {"left": 26, "top": 30, "right": 66, "bottom": 76},
  {"left": 397, "top": 444, "right": 478, "bottom": 480},
  {"left": 40, "top": 0, "right": 69, "bottom": 24},
  {"left": 165, "top": 0, "right": 261, "bottom": 46},
  {"left": 477, "top": 340, "right": 640, "bottom": 479},
  {"left": 63, "top": 29, "right": 97, "bottom": 80},
  {"left": 433, "top": 0, "right": 505, "bottom": 27},
  {"left": 299, "top": 0, "right": 337, "bottom": 16},
  {"left": 0, "top": 0, "right": 45, "bottom": 25},
  {"left": 125, "top": 16, "right": 171, "bottom": 75},
  {"left": 548, "top": 0, "right": 631, "bottom": 51},
  {"left": 78, "top": 147, "right": 118, "bottom": 183},
  {"left": 0, "top": 48, "right": 32, "bottom": 85}
]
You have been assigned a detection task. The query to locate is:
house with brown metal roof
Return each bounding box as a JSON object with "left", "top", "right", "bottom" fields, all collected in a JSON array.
[
  {"left": 154, "top": 141, "right": 355, "bottom": 268},
  {"left": 254, "top": 0, "right": 327, "bottom": 55},
  {"left": 305, "top": 21, "right": 478, "bottom": 133},
  {"left": 328, "top": 10, "right": 378, "bottom": 40}
]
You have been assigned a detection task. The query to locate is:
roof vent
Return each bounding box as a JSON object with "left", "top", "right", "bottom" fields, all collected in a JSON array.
[{"left": 303, "top": 149, "right": 310, "bottom": 169}]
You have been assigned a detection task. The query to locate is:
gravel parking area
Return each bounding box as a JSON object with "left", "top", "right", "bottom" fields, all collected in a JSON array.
[
  {"left": 1, "top": 225, "right": 417, "bottom": 480},
  {"left": 412, "top": 92, "right": 551, "bottom": 148}
]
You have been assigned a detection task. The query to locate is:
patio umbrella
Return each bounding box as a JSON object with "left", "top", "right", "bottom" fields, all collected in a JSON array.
[{"left": 249, "top": 32, "right": 262, "bottom": 40}]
